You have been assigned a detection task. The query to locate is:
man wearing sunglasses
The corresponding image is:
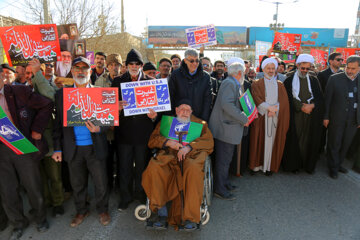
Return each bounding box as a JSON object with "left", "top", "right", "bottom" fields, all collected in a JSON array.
[
  {"left": 324, "top": 55, "right": 360, "bottom": 179},
  {"left": 169, "top": 48, "right": 212, "bottom": 122},
  {"left": 318, "top": 52, "right": 343, "bottom": 92},
  {"left": 282, "top": 54, "right": 324, "bottom": 174}
]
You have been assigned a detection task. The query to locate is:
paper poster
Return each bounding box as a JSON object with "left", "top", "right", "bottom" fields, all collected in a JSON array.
[
  {"left": 57, "top": 23, "right": 79, "bottom": 40},
  {"left": 335, "top": 48, "right": 360, "bottom": 63},
  {"left": 310, "top": 49, "right": 328, "bottom": 68},
  {"left": 63, "top": 88, "right": 119, "bottom": 127},
  {"left": 185, "top": 24, "right": 217, "bottom": 48},
  {"left": 0, "top": 24, "right": 61, "bottom": 66},
  {"left": 121, "top": 78, "right": 171, "bottom": 116},
  {"left": 160, "top": 115, "right": 203, "bottom": 145},
  {"left": 86, "top": 51, "right": 95, "bottom": 64},
  {"left": 239, "top": 89, "right": 258, "bottom": 124},
  {"left": 0, "top": 106, "right": 38, "bottom": 154},
  {"left": 272, "top": 32, "right": 302, "bottom": 54}
]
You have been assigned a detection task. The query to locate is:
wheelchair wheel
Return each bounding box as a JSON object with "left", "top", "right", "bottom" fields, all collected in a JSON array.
[
  {"left": 204, "top": 157, "right": 213, "bottom": 206},
  {"left": 134, "top": 204, "right": 151, "bottom": 221},
  {"left": 200, "top": 208, "right": 210, "bottom": 225}
]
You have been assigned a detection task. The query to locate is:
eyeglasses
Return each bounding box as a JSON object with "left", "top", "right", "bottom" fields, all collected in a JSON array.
[
  {"left": 73, "top": 66, "right": 90, "bottom": 72},
  {"left": 45, "top": 64, "right": 54, "bottom": 68},
  {"left": 186, "top": 58, "right": 200, "bottom": 64},
  {"left": 128, "top": 62, "right": 141, "bottom": 66},
  {"left": 335, "top": 58, "right": 344, "bottom": 62},
  {"left": 300, "top": 67, "right": 311, "bottom": 71}
]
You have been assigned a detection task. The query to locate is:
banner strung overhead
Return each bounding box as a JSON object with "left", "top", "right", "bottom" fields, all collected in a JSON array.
[
  {"left": 121, "top": 78, "right": 171, "bottom": 116},
  {"left": 0, "top": 24, "right": 61, "bottom": 66},
  {"left": 63, "top": 88, "right": 119, "bottom": 127}
]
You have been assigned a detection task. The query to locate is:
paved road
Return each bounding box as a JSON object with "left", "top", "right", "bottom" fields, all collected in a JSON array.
[{"left": 1, "top": 155, "right": 360, "bottom": 240}]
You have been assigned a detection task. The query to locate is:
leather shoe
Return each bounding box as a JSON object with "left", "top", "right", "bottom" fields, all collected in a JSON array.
[
  {"left": 214, "top": 192, "right": 236, "bottom": 201},
  {"left": 53, "top": 205, "right": 64, "bottom": 217},
  {"left": 339, "top": 166, "right": 348, "bottom": 174},
  {"left": 10, "top": 228, "right": 24, "bottom": 240},
  {"left": 70, "top": 212, "right": 90, "bottom": 227},
  {"left": 118, "top": 201, "right": 130, "bottom": 211},
  {"left": 226, "top": 184, "right": 238, "bottom": 192},
  {"left": 99, "top": 212, "right": 111, "bottom": 226},
  {"left": 329, "top": 172, "right": 338, "bottom": 179},
  {"left": 36, "top": 220, "right": 49, "bottom": 233}
]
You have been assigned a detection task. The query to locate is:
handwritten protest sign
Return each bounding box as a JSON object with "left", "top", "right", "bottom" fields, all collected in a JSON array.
[
  {"left": 310, "top": 49, "right": 328, "bottom": 68},
  {"left": 63, "top": 88, "right": 119, "bottom": 127},
  {"left": 239, "top": 89, "right": 258, "bottom": 124},
  {"left": 335, "top": 48, "right": 360, "bottom": 63},
  {"left": 0, "top": 106, "right": 38, "bottom": 155},
  {"left": 272, "top": 32, "right": 302, "bottom": 54},
  {"left": 185, "top": 24, "right": 217, "bottom": 48},
  {"left": 0, "top": 24, "right": 61, "bottom": 66},
  {"left": 160, "top": 115, "right": 203, "bottom": 145},
  {"left": 121, "top": 78, "right": 171, "bottom": 116}
]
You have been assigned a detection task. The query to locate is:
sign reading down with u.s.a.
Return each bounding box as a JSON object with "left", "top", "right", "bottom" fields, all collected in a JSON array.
[{"left": 120, "top": 78, "right": 171, "bottom": 116}]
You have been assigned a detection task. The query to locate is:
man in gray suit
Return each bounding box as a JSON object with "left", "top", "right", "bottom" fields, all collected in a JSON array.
[
  {"left": 209, "top": 60, "right": 249, "bottom": 200},
  {"left": 324, "top": 55, "right": 360, "bottom": 179}
]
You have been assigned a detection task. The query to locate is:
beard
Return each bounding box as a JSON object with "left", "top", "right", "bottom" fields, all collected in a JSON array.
[
  {"left": 264, "top": 73, "right": 275, "bottom": 79},
  {"left": 176, "top": 116, "right": 190, "bottom": 124},
  {"left": 129, "top": 68, "right": 141, "bottom": 77},
  {"left": 297, "top": 71, "right": 307, "bottom": 78},
  {"left": 74, "top": 75, "right": 89, "bottom": 85},
  {"left": 57, "top": 61, "right": 71, "bottom": 77}
]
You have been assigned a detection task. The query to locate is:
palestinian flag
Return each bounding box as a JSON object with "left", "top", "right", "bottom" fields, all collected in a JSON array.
[
  {"left": 0, "top": 106, "right": 38, "bottom": 154},
  {"left": 160, "top": 115, "right": 203, "bottom": 145},
  {"left": 239, "top": 89, "right": 258, "bottom": 124}
]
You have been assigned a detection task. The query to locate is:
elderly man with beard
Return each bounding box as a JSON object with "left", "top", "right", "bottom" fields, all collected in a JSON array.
[
  {"left": 170, "top": 54, "right": 181, "bottom": 71},
  {"left": 209, "top": 61, "right": 250, "bottom": 200},
  {"left": 248, "top": 58, "right": 290, "bottom": 175},
  {"left": 52, "top": 57, "right": 110, "bottom": 227},
  {"left": 2, "top": 64, "right": 16, "bottom": 85},
  {"left": 282, "top": 54, "right": 324, "bottom": 174},
  {"left": 169, "top": 48, "right": 212, "bottom": 122},
  {"left": 111, "top": 49, "right": 157, "bottom": 210},
  {"left": 56, "top": 51, "right": 73, "bottom": 78},
  {"left": 324, "top": 55, "right": 360, "bottom": 179},
  {"left": 142, "top": 100, "right": 213, "bottom": 230}
]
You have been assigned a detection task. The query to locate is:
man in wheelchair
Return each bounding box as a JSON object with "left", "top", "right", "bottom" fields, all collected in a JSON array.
[{"left": 142, "top": 99, "right": 214, "bottom": 231}]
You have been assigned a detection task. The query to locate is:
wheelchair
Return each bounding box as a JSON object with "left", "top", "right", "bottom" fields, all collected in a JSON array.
[{"left": 134, "top": 156, "right": 213, "bottom": 226}]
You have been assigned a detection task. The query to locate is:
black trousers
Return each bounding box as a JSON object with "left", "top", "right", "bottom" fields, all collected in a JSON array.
[
  {"left": 214, "top": 139, "right": 236, "bottom": 196},
  {"left": 327, "top": 118, "right": 358, "bottom": 174},
  {"left": 116, "top": 144, "right": 148, "bottom": 203},
  {"left": 0, "top": 144, "right": 46, "bottom": 228},
  {"left": 68, "top": 145, "right": 109, "bottom": 215}
]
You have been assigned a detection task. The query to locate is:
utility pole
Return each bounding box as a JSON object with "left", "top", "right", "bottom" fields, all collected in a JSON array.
[
  {"left": 43, "top": 0, "right": 50, "bottom": 24},
  {"left": 121, "top": 0, "right": 125, "bottom": 33}
]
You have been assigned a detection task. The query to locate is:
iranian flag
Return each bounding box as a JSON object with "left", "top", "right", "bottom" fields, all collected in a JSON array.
[
  {"left": 239, "top": 89, "right": 258, "bottom": 124},
  {"left": 0, "top": 106, "right": 38, "bottom": 154},
  {"left": 160, "top": 115, "right": 203, "bottom": 145}
]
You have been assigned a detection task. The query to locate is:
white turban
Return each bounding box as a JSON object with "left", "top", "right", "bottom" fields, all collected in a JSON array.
[
  {"left": 261, "top": 57, "right": 278, "bottom": 70},
  {"left": 296, "top": 54, "right": 314, "bottom": 64},
  {"left": 227, "top": 57, "right": 245, "bottom": 66}
]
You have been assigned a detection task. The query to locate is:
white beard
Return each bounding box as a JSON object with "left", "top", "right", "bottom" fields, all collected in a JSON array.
[
  {"left": 176, "top": 116, "right": 190, "bottom": 124},
  {"left": 56, "top": 61, "right": 71, "bottom": 77},
  {"left": 74, "top": 76, "right": 88, "bottom": 85}
]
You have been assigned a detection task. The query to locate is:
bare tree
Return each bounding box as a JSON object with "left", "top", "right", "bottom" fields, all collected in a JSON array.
[{"left": 23, "top": 0, "right": 119, "bottom": 38}]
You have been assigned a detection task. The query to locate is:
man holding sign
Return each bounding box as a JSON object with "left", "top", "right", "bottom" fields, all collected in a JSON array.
[
  {"left": 142, "top": 100, "right": 213, "bottom": 230},
  {"left": 0, "top": 65, "right": 53, "bottom": 238},
  {"left": 111, "top": 49, "right": 157, "bottom": 211},
  {"left": 209, "top": 60, "right": 250, "bottom": 200}
]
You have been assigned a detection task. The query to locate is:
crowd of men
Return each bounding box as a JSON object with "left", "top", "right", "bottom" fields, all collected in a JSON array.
[{"left": 0, "top": 46, "right": 360, "bottom": 238}]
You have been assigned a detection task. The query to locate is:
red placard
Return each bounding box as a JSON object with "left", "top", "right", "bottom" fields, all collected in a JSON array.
[
  {"left": 63, "top": 88, "right": 119, "bottom": 127},
  {"left": 335, "top": 48, "right": 360, "bottom": 63},
  {"left": 272, "top": 32, "right": 302, "bottom": 54},
  {"left": 310, "top": 49, "right": 328, "bottom": 68},
  {"left": 0, "top": 24, "right": 61, "bottom": 66}
]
